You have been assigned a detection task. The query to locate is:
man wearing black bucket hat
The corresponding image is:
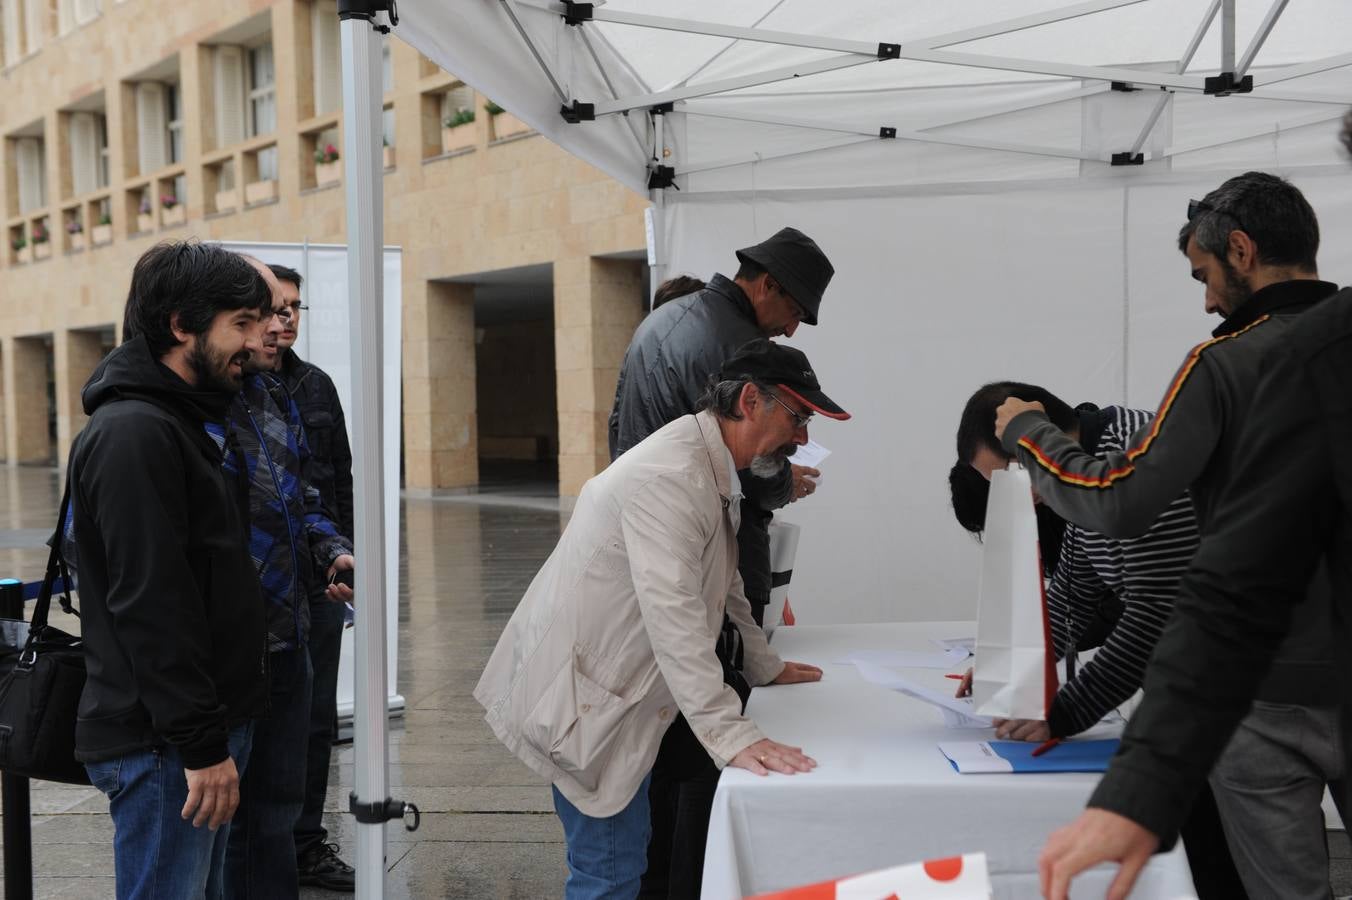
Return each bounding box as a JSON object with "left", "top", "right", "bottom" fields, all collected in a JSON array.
[
  {"left": 606, "top": 226, "right": 836, "bottom": 898},
  {"left": 479, "top": 340, "right": 848, "bottom": 900}
]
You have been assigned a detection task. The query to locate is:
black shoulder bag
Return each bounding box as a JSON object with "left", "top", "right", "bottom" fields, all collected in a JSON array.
[{"left": 0, "top": 481, "right": 90, "bottom": 784}]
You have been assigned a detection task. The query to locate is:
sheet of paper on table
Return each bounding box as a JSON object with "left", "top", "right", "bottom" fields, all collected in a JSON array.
[
  {"left": 835, "top": 647, "right": 971, "bottom": 668},
  {"left": 853, "top": 662, "right": 992, "bottom": 728},
  {"left": 939, "top": 739, "right": 1120, "bottom": 774},
  {"left": 788, "top": 439, "right": 831, "bottom": 469},
  {"left": 930, "top": 636, "right": 976, "bottom": 654}
]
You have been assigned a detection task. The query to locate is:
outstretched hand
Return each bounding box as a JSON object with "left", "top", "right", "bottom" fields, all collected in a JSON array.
[
  {"left": 1040, "top": 808, "right": 1159, "bottom": 900},
  {"left": 729, "top": 737, "right": 817, "bottom": 776},
  {"left": 772, "top": 661, "right": 823, "bottom": 685}
]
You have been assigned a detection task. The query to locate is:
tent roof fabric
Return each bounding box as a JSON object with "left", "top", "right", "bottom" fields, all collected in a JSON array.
[{"left": 397, "top": 1, "right": 1351, "bottom": 195}]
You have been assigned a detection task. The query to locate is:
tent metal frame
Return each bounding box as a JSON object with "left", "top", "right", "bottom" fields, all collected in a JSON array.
[{"left": 501, "top": 0, "right": 1350, "bottom": 182}]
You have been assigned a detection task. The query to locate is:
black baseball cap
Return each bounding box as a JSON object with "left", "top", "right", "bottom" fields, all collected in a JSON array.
[
  {"left": 720, "top": 339, "right": 850, "bottom": 421},
  {"left": 735, "top": 227, "right": 834, "bottom": 326}
]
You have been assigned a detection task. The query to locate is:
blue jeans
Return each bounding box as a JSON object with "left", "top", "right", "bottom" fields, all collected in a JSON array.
[
  {"left": 225, "top": 647, "right": 313, "bottom": 899},
  {"left": 295, "top": 597, "right": 344, "bottom": 856},
  {"left": 552, "top": 774, "right": 652, "bottom": 900},
  {"left": 86, "top": 724, "right": 253, "bottom": 900}
]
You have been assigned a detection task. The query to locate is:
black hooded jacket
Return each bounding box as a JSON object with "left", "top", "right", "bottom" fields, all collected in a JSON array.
[
  {"left": 607, "top": 274, "right": 795, "bottom": 612},
  {"left": 68, "top": 336, "right": 268, "bottom": 769}
]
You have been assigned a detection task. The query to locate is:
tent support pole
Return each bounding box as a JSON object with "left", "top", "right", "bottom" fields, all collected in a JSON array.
[
  {"left": 1220, "top": 0, "right": 1236, "bottom": 73},
  {"left": 647, "top": 109, "right": 666, "bottom": 308},
  {"left": 1237, "top": 0, "right": 1289, "bottom": 78},
  {"left": 500, "top": 0, "right": 570, "bottom": 104},
  {"left": 1128, "top": 0, "right": 1220, "bottom": 157},
  {"left": 338, "top": 2, "right": 420, "bottom": 897}
]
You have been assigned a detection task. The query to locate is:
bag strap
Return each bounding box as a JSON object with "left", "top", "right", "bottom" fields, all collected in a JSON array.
[{"left": 32, "top": 476, "right": 75, "bottom": 632}]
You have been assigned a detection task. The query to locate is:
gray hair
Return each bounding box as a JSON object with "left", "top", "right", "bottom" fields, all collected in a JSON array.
[
  {"left": 695, "top": 375, "right": 775, "bottom": 420},
  {"left": 1177, "top": 171, "right": 1319, "bottom": 271}
]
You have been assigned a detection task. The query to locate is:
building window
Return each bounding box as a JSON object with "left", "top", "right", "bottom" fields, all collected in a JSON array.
[
  {"left": 2, "top": 0, "right": 22, "bottom": 64},
  {"left": 256, "top": 145, "right": 278, "bottom": 182},
  {"left": 16, "top": 136, "right": 46, "bottom": 213},
  {"left": 166, "top": 83, "right": 183, "bottom": 164},
  {"left": 311, "top": 0, "right": 340, "bottom": 116},
  {"left": 248, "top": 43, "right": 276, "bottom": 137},
  {"left": 135, "top": 82, "right": 168, "bottom": 174},
  {"left": 69, "top": 111, "right": 108, "bottom": 195},
  {"left": 382, "top": 37, "right": 392, "bottom": 94}
]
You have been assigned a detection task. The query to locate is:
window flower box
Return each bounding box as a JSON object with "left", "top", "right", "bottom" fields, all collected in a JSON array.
[
  {"left": 245, "top": 180, "right": 278, "bottom": 205},
  {"left": 315, "top": 159, "right": 342, "bottom": 186},
  {"left": 441, "top": 124, "right": 475, "bottom": 153}
]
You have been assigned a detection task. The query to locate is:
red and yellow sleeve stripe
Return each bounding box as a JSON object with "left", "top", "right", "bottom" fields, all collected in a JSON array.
[{"left": 1016, "top": 315, "right": 1270, "bottom": 488}]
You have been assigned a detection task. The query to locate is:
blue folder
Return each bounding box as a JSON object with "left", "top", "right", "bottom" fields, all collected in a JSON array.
[{"left": 939, "top": 739, "right": 1120, "bottom": 773}]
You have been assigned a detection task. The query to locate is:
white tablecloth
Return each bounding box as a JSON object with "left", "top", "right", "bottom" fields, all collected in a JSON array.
[{"left": 701, "top": 622, "right": 1197, "bottom": 900}]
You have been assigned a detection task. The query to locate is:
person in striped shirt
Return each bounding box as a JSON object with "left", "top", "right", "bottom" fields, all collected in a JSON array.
[
  {"left": 952, "top": 382, "right": 1199, "bottom": 740},
  {"left": 950, "top": 381, "right": 1247, "bottom": 899}
]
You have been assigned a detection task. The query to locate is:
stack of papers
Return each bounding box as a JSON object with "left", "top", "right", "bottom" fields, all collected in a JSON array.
[
  {"left": 939, "top": 739, "right": 1120, "bottom": 774},
  {"left": 853, "top": 663, "right": 991, "bottom": 729}
]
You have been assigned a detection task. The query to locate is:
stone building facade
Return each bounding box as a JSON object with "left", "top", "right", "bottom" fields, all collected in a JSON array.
[{"left": 0, "top": 0, "right": 648, "bottom": 495}]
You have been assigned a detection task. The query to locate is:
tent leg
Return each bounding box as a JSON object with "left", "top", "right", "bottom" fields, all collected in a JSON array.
[{"left": 338, "top": 2, "right": 419, "bottom": 897}]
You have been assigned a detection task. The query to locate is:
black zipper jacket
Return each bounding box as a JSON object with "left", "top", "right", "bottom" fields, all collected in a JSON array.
[
  {"left": 68, "top": 337, "right": 268, "bottom": 769},
  {"left": 1088, "top": 288, "right": 1352, "bottom": 846},
  {"left": 279, "top": 348, "right": 354, "bottom": 543},
  {"left": 1003, "top": 280, "right": 1341, "bottom": 705},
  {"left": 607, "top": 274, "right": 795, "bottom": 611}
]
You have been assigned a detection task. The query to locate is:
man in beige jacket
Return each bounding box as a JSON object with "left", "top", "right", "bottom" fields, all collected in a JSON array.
[{"left": 475, "top": 339, "right": 848, "bottom": 899}]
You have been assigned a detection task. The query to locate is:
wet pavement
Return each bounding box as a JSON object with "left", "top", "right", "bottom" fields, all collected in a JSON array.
[{"left": 0, "top": 463, "right": 568, "bottom": 898}]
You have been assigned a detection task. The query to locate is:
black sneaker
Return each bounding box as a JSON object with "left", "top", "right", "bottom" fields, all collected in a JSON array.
[{"left": 297, "top": 842, "right": 355, "bottom": 892}]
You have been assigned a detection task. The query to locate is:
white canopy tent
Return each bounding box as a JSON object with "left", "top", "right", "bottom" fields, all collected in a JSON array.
[{"left": 336, "top": 1, "right": 1352, "bottom": 893}]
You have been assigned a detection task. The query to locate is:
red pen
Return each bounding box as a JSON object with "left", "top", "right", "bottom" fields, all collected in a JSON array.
[
  {"left": 945, "top": 674, "right": 965, "bottom": 680},
  {"left": 1031, "top": 738, "right": 1062, "bottom": 757}
]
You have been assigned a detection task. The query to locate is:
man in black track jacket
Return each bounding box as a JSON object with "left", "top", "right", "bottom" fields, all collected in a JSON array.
[
  {"left": 70, "top": 242, "right": 272, "bottom": 900},
  {"left": 1000, "top": 173, "right": 1343, "bottom": 899}
]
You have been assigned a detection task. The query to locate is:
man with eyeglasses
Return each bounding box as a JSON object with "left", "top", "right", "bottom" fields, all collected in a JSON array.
[
  {"left": 267, "top": 264, "right": 358, "bottom": 893},
  {"left": 478, "top": 339, "right": 848, "bottom": 900},
  {"left": 996, "top": 172, "right": 1342, "bottom": 898},
  {"left": 607, "top": 227, "right": 836, "bottom": 897}
]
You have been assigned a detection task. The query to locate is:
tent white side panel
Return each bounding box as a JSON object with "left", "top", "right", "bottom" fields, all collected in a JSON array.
[{"left": 661, "top": 168, "right": 1351, "bottom": 625}]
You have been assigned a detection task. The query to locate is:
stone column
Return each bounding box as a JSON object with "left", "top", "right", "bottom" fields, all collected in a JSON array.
[
  {"left": 0, "top": 343, "right": 7, "bottom": 463},
  {"left": 553, "top": 256, "right": 644, "bottom": 497},
  {"left": 3, "top": 336, "right": 52, "bottom": 464},
  {"left": 178, "top": 41, "right": 207, "bottom": 224},
  {"left": 53, "top": 328, "right": 105, "bottom": 465},
  {"left": 402, "top": 280, "right": 477, "bottom": 491}
]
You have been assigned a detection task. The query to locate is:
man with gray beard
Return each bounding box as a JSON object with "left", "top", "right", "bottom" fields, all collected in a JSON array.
[{"left": 476, "top": 339, "right": 849, "bottom": 899}]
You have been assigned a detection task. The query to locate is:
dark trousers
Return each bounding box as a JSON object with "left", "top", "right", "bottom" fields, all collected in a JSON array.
[
  {"left": 225, "top": 646, "right": 313, "bottom": 900},
  {"left": 639, "top": 716, "right": 721, "bottom": 899},
  {"left": 641, "top": 624, "right": 751, "bottom": 900},
  {"left": 1180, "top": 782, "right": 1251, "bottom": 900},
  {"left": 295, "top": 598, "right": 345, "bottom": 857}
]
